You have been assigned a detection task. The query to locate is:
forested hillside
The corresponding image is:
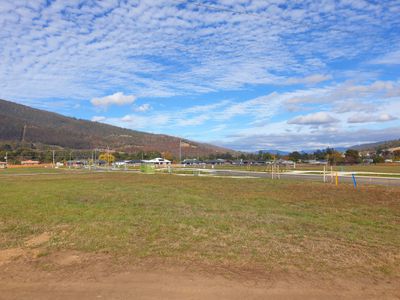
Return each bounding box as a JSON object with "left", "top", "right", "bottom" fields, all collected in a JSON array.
[
  {"left": 350, "top": 139, "right": 400, "bottom": 151},
  {"left": 0, "top": 99, "right": 229, "bottom": 157}
]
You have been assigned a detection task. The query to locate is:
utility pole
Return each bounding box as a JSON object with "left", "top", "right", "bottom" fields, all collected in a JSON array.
[
  {"left": 91, "top": 151, "right": 94, "bottom": 170},
  {"left": 5, "top": 152, "right": 8, "bottom": 168},
  {"left": 107, "top": 146, "right": 110, "bottom": 171},
  {"left": 94, "top": 149, "right": 97, "bottom": 168},
  {"left": 52, "top": 150, "right": 55, "bottom": 168}
]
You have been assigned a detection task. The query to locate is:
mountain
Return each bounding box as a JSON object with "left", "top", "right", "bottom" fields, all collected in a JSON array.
[
  {"left": 0, "top": 99, "right": 230, "bottom": 157},
  {"left": 259, "top": 149, "right": 290, "bottom": 155},
  {"left": 350, "top": 139, "right": 400, "bottom": 151},
  {"left": 301, "top": 147, "right": 348, "bottom": 154}
]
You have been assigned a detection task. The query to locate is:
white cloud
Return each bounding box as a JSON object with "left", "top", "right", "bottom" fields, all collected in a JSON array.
[
  {"left": 88, "top": 79, "right": 400, "bottom": 150},
  {"left": 285, "top": 74, "right": 332, "bottom": 85},
  {"left": 348, "top": 113, "right": 398, "bottom": 123},
  {"left": 134, "top": 103, "right": 151, "bottom": 112},
  {"left": 117, "top": 113, "right": 170, "bottom": 129},
  {"left": 334, "top": 101, "right": 375, "bottom": 113},
  {"left": 218, "top": 126, "right": 400, "bottom": 152},
  {"left": 370, "top": 49, "right": 400, "bottom": 65},
  {"left": 91, "top": 116, "right": 106, "bottom": 122},
  {"left": 0, "top": 1, "right": 399, "bottom": 151},
  {"left": 0, "top": 0, "right": 399, "bottom": 103},
  {"left": 91, "top": 92, "right": 136, "bottom": 107},
  {"left": 284, "top": 80, "right": 400, "bottom": 112},
  {"left": 287, "top": 112, "right": 339, "bottom": 125}
]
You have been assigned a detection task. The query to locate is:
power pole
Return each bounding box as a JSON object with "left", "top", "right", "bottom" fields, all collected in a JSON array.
[
  {"left": 91, "top": 151, "right": 94, "bottom": 170},
  {"left": 52, "top": 150, "right": 55, "bottom": 168},
  {"left": 107, "top": 146, "right": 110, "bottom": 171},
  {"left": 5, "top": 152, "right": 8, "bottom": 167}
]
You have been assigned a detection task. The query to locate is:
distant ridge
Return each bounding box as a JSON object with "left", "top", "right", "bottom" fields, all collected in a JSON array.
[
  {"left": 0, "top": 99, "right": 231, "bottom": 156},
  {"left": 350, "top": 139, "right": 400, "bottom": 151},
  {"left": 259, "top": 150, "right": 290, "bottom": 155}
]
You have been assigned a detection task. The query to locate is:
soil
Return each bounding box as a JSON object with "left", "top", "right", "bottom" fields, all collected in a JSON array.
[{"left": 0, "top": 234, "right": 399, "bottom": 300}]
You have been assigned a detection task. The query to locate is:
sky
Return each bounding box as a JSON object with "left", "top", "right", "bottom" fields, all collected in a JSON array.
[{"left": 0, "top": 0, "right": 399, "bottom": 151}]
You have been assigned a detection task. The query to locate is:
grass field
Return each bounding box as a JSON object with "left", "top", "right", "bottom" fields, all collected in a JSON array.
[
  {"left": 209, "top": 163, "right": 400, "bottom": 174},
  {"left": 0, "top": 172, "right": 399, "bottom": 280},
  {"left": 0, "top": 167, "right": 67, "bottom": 174}
]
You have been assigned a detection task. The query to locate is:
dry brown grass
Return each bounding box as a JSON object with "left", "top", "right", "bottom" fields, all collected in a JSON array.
[{"left": 0, "top": 172, "right": 399, "bottom": 279}]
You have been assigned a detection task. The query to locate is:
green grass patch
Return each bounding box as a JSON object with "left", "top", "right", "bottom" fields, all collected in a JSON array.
[
  {"left": 0, "top": 172, "right": 399, "bottom": 277},
  {"left": 211, "top": 163, "right": 400, "bottom": 174}
]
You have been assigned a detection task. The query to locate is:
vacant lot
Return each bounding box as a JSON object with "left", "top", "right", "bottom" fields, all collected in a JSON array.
[
  {"left": 211, "top": 163, "right": 400, "bottom": 173},
  {"left": 0, "top": 172, "right": 399, "bottom": 298}
]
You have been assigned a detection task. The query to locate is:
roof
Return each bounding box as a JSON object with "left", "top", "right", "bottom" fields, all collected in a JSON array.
[
  {"left": 21, "top": 160, "right": 39, "bottom": 163},
  {"left": 143, "top": 157, "right": 171, "bottom": 163},
  {"left": 182, "top": 159, "right": 202, "bottom": 163}
]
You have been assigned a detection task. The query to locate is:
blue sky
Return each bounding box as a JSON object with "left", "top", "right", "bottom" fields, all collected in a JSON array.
[{"left": 0, "top": 0, "right": 399, "bottom": 151}]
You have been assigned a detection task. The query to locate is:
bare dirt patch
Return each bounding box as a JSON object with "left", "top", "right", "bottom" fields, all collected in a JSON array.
[
  {"left": 46, "top": 250, "right": 86, "bottom": 266},
  {"left": 25, "top": 232, "right": 51, "bottom": 248},
  {"left": 0, "top": 232, "right": 51, "bottom": 266},
  {"left": 0, "top": 252, "right": 399, "bottom": 300},
  {"left": 0, "top": 248, "right": 25, "bottom": 266}
]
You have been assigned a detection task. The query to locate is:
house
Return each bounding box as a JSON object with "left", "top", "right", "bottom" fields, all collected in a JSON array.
[
  {"left": 182, "top": 159, "right": 203, "bottom": 166},
  {"left": 66, "top": 160, "right": 86, "bottom": 167},
  {"left": 115, "top": 160, "right": 142, "bottom": 166},
  {"left": 21, "top": 160, "right": 40, "bottom": 166},
  {"left": 205, "top": 159, "right": 226, "bottom": 165},
  {"left": 142, "top": 157, "right": 171, "bottom": 165},
  {"left": 96, "top": 160, "right": 107, "bottom": 166},
  {"left": 276, "top": 159, "right": 295, "bottom": 165},
  {"left": 115, "top": 160, "right": 128, "bottom": 167},
  {"left": 363, "top": 158, "right": 374, "bottom": 164},
  {"left": 0, "top": 162, "right": 7, "bottom": 169},
  {"left": 304, "top": 159, "right": 328, "bottom": 165}
]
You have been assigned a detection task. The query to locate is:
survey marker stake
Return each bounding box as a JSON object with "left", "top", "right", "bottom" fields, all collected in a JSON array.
[{"left": 352, "top": 174, "right": 357, "bottom": 188}]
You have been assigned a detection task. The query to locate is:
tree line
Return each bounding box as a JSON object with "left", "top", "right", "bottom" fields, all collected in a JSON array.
[{"left": 1, "top": 143, "right": 399, "bottom": 165}]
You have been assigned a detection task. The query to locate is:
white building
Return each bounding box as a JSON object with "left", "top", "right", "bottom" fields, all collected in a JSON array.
[{"left": 142, "top": 157, "right": 171, "bottom": 165}]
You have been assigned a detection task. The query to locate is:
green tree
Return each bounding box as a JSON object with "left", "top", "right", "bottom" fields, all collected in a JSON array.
[
  {"left": 345, "top": 149, "right": 360, "bottom": 164},
  {"left": 329, "top": 151, "right": 344, "bottom": 165},
  {"left": 288, "top": 151, "right": 302, "bottom": 162},
  {"left": 373, "top": 156, "right": 384, "bottom": 164}
]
